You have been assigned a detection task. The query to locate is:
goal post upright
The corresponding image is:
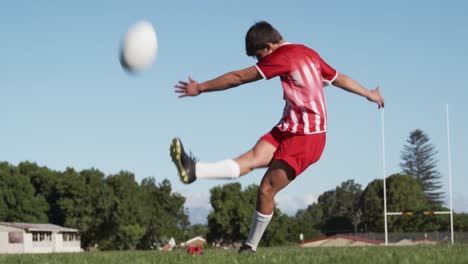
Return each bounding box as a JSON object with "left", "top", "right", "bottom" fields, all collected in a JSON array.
[
  {"left": 446, "top": 104, "right": 454, "bottom": 245},
  {"left": 381, "top": 109, "right": 389, "bottom": 246}
]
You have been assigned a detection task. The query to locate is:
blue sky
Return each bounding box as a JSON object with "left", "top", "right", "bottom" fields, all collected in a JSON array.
[{"left": 1, "top": 0, "right": 467, "bottom": 224}]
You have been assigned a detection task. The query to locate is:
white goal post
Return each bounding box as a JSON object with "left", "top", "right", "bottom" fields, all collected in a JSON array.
[{"left": 380, "top": 106, "right": 454, "bottom": 245}]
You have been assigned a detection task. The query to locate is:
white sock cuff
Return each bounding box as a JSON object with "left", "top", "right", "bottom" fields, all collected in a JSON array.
[
  {"left": 195, "top": 159, "right": 240, "bottom": 179},
  {"left": 225, "top": 159, "right": 240, "bottom": 178},
  {"left": 255, "top": 210, "right": 273, "bottom": 221},
  {"left": 245, "top": 211, "right": 273, "bottom": 251}
]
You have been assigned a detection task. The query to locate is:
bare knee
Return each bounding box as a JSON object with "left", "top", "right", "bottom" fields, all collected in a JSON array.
[
  {"left": 257, "top": 160, "right": 294, "bottom": 203},
  {"left": 258, "top": 182, "right": 275, "bottom": 200},
  {"left": 236, "top": 149, "right": 272, "bottom": 175},
  {"left": 256, "top": 182, "right": 276, "bottom": 214}
]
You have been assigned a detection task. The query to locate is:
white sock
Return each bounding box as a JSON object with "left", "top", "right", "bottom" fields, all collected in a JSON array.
[
  {"left": 245, "top": 211, "right": 273, "bottom": 251},
  {"left": 195, "top": 159, "right": 240, "bottom": 180}
]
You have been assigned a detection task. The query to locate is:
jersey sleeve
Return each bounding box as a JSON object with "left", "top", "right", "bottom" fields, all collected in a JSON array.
[
  {"left": 318, "top": 55, "right": 338, "bottom": 85},
  {"left": 255, "top": 52, "right": 291, "bottom": 80}
]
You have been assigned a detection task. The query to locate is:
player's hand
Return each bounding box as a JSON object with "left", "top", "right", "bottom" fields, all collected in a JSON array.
[
  {"left": 367, "top": 86, "right": 384, "bottom": 108},
  {"left": 174, "top": 76, "right": 201, "bottom": 98}
]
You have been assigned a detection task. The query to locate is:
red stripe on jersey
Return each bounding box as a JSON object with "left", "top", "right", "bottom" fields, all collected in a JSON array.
[{"left": 256, "top": 43, "right": 337, "bottom": 135}]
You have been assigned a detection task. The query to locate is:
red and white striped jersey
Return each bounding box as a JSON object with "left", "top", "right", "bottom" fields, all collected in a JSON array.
[{"left": 255, "top": 43, "right": 338, "bottom": 135}]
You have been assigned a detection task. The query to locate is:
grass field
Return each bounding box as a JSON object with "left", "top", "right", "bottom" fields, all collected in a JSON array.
[{"left": 1, "top": 245, "right": 468, "bottom": 264}]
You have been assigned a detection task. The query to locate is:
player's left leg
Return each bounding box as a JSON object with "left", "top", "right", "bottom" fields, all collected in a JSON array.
[
  {"left": 256, "top": 159, "right": 295, "bottom": 214},
  {"left": 240, "top": 132, "right": 326, "bottom": 253},
  {"left": 241, "top": 159, "right": 294, "bottom": 252}
]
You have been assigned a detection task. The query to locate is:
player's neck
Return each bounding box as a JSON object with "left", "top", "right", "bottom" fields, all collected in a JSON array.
[{"left": 271, "top": 40, "right": 286, "bottom": 51}]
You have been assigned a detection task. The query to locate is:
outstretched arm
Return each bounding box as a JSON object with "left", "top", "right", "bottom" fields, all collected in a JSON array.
[
  {"left": 332, "top": 72, "right": 385, "bottom": 108},
  {"left": 174, "top": 66, "right": 262, "bottom": 98}
]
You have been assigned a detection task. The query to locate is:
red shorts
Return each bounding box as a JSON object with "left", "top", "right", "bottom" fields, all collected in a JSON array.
[{"left": 260, "top": 127, "right": 326, "bottom": 177}]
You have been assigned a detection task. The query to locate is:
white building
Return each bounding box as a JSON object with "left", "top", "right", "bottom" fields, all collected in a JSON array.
[{"left": 0, "top": 222, "right": 82, "bottom": 254}]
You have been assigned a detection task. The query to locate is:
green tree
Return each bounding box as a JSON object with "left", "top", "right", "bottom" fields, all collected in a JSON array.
[
  {"left": 52, "top": 167, "right": 116, "bottom": 246},
  {"left": 186, "top": 224, "right": 208, "bottom": 240},
  {"left": 0, "top": 162, "right": 49, "bottom": 222},
  {"left": 17, "top": 163, "right": 116, "bottom": 248},
  {"left": 261, "top": 209, "right": 289, "bottom": 246},
  {"left": 386, "top": 174, "right": 431, "bottom": 232},
  {"left": 75, "top": 168, "right": 115, "bottom": 248},
  {"left": 153, "top": 179, "right": 189, "bottom": 241},
  {"left": 454, "top": 213, "right": 468, "bottom": 231},
  {"left": 317, "top": 190, "right": 336, "bottom": 221},
  {"left": 359, "top": 179, "right": 384, "bottom": 232},
  {"left": 322, "top": 216, "right": 354, "bottom": 236},
  {"left": 318, "top": 180, "right": 362, "bottom": 221},
  {"left": 137, "top": 178, "right": 189, "bottom": 249},
  {"left": 292, "top": 203, "right": 323, "bottom": 240},
  {"left": 207, "top": 183, "right": 294, "bottom": 246},
  {"left": 315, "top": 180, "right": 362, "bottom": 234},
  {"left": 100, "top": 171, "right": 146, "bottom": 250},
  {"left": 207, "top": 183, "right": 255, "bottom": 244},
  {"left": 386, "top": 174, "right": 427, "bottom": 212},
  {"left": 0, "top": 194, "right": 7, "bottom": 220},
  {"left": 18, "top": 161, "right": 60, "bottom": 214},
  {"left": 400, "top": 129, "right": 444, "bottom": 205},
  {"left": 1, "top": 161, "right": 191, "bottom": 250},
  {"left": 360, "top": 173, "right": 449, "bottom": 232}
]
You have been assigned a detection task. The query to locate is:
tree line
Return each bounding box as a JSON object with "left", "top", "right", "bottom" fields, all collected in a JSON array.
[
  {"left": 1, "top": 129, "right": 467, "bottom": 249},
  {"left": 203, "top": 129, "right": 468, "bottom": 245},
  {"left": 0, "top": 161, "right": 189, "bottom": 250}
]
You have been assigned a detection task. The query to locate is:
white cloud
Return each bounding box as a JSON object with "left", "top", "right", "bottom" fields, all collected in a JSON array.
[
  {"left": 183, "top": 191, "right": 212, "bottom": 211},
  {"left": 275, "top": 193, "right": 318, "bottom": 216},
  {"left": 187, "top": 207, "right": 211, "bottom": 225},
  {"left": 453, "top": 192, "right": 468, "bottom": 213},
  {"left": 182, "top": 191, "right": 212, "bottom": 225}
]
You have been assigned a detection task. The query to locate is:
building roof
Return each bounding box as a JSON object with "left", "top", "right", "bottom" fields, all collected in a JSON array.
[
  {"left": 180, "top": 236, "right": 207, "bottom": 247},
  {"left": 0, "top": 222, "right": 78, "bottom": 233},
  {"left": 299, "top": 235, "right": 382, "bottom": 247},
  {"left": 185, "top": 236, "right": 206, "bottom": 244}
]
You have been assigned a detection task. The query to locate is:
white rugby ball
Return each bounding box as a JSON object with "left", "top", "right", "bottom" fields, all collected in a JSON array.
[{"left": 120, "top": 21, "right": 158, "bottom": 72}]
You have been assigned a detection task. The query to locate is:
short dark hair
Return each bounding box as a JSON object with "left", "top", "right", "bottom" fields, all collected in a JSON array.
[{"left": 245, "top": 21, "right": 283, "bottom": 57}]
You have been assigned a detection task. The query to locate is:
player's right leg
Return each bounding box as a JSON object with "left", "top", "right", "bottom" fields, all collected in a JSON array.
[
  {"left": 170, "top": 137, "right": 276, "bottom": 184},
  {"left": 234, "top": 139, "right": 276, "bottom": 176}
]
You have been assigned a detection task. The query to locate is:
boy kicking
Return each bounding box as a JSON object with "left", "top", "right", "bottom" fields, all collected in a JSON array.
[{"left": 170, "top": 21, "right": 384, "bottom": 253}]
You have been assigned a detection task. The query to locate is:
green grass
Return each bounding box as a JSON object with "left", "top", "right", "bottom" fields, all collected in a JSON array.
[{"left": 1, "top": 245, "right": 468, "bottom": 264}]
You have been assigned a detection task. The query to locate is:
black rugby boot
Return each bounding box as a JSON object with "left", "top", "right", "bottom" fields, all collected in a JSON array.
[{"left": 170, "top": 137, "right": 197, "bottom": 184}]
